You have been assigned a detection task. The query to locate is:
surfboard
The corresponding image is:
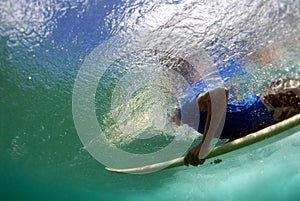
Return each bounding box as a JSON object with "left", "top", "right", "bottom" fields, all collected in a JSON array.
[{"left": 106, "top": 113, "right": 300, "bottom": 174}]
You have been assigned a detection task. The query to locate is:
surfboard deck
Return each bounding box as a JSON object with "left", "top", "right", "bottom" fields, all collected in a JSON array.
[{"left": 106, "top": 113, "right": 300, "bottom": 174}]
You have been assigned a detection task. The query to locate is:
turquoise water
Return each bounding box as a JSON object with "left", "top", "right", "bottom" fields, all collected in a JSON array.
[{"left": 1, "top": 1, "right": 300, "bottom": 200}]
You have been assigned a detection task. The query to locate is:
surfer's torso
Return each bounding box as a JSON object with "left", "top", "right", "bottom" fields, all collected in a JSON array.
[
  {"left": 179, "top": 77, "right": 300, "bottom": 140},
  {"left": 198, "top": 94, "right": 272, "bottom": 139}
]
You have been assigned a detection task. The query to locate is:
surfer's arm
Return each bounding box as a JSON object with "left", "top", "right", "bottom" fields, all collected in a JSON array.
[
  {"left": 184, "top": 88, "right": 228, "bottom": 166},
  {"left": 183, "top": 100, "right": 211, "bottom": 166}
]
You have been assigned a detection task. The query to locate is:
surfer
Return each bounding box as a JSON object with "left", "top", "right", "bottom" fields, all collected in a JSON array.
[
  {"left": 161, "top": 56, "right": 300, "bottom": 166},
  {"left": 184, "top": 78, "right": 300, "bottom": 166}
]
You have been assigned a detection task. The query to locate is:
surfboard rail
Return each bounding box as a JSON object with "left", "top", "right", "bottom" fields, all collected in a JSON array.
[{"left": 106, "top": 113, "right": 300, "bottom": 174}]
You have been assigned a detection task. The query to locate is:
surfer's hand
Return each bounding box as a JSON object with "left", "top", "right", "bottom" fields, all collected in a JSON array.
[{"left": 184, "top": 145, "right": 205, "bottom": 166}]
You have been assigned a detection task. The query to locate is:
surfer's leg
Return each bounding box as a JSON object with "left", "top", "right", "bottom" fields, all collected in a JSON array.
[{"left": 260, "top": 77, "right": 300, "bottom": 122}]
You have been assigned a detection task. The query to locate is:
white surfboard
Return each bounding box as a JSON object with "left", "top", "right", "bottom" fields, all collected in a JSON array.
[{"left": 106, "top": 113, "right": 300, "bottom": 174}]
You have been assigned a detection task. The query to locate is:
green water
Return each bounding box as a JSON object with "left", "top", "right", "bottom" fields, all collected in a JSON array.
[{"left": 2, "top": 36, "right": 300, "bottom": 201}]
